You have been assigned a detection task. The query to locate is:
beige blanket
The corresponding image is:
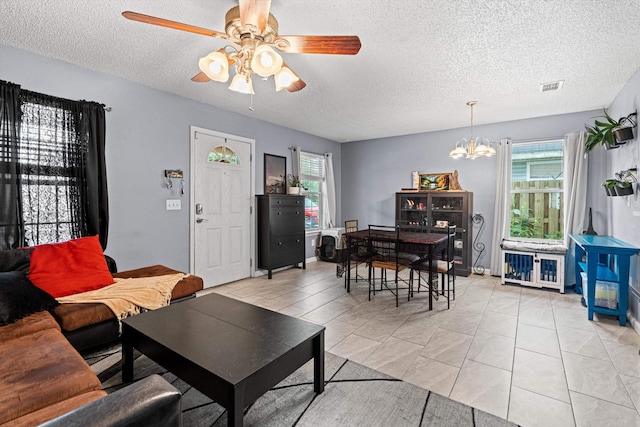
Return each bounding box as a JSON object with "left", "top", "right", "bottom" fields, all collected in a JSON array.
[{"left": 56, "top": 273, "right": 187, "bottom": 320}]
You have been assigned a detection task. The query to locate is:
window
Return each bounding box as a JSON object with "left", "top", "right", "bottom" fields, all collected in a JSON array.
[
  {"left": 509, "top": 140, "right": 564, "bottom": 241},
  {"left": 299, "top": 151, "right": 324, "bottom": 231},
  {"left": 0, "top": 81, "right": 108, "bottom": 250},
  {"left": 19, "top": 99, "right": 83, "bottom": 244},
  {"left": 208, "top": 146, "right": 239, "bottom": 164}
]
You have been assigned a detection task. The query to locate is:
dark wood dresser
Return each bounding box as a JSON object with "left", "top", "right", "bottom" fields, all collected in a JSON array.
[{"left": 256, "top": 194, "right": 306, "bottom": 279}]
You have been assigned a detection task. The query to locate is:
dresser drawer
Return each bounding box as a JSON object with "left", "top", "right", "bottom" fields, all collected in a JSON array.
[
  {"left": 270, "top": 234, "right": 305, "bottom": 268},
  {"left": 269, "top": 195, "right": 304, "bottom": 208},
  {"left": 271, "top": 208, "right": 305, "bottom": 235}
]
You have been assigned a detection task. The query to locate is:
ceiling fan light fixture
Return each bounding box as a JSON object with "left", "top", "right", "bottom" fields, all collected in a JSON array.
[
  {"left": 251, "top": 44, "right": 283, "bottom": 77},
  {"left": 228, "top": 73, "right": 254, "bottom": 94},
  {"left": 198, "top": 50, "right": 229, "bottom": 82},
  {"left": 274, "top": 66, "right": 300, "bottom": 91}
]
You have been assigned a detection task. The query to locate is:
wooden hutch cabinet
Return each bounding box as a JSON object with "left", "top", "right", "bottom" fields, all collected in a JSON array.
[
  {"left": 257, "top": 194, "right": 306, "bottom": 279},
  {"left": 395, "top": 191, "right": 473, "bottom": 276}
]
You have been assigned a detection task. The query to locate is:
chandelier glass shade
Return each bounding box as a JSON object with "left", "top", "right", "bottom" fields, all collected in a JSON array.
[{"left": 449, "top": 101, "right": 496, "bottom": 159}]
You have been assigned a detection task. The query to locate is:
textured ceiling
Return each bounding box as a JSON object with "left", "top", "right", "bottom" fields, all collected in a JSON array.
[{"left": 2, "top": 1, "right": 640, "bottom": 142}]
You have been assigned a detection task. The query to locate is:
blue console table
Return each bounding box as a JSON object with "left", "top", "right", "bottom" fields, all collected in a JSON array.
[{"left": 569, "top": 234, "right": 640, "bottom": 326}]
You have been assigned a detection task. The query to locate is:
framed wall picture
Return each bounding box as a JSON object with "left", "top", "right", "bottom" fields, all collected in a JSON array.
[
  {"left": 264, "top": 154, "right": 286, "bottom": 194},
  {"left": 419, "top": 173, "right": 451, "bottom": 191}
]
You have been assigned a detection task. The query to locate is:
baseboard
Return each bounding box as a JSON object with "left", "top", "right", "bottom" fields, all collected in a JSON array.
[
  {"left": 253, "top": 259, "right": 316, "bottom": 277},
  {"left": 628, "top": 283, "right": 640, "bottom": 336}
]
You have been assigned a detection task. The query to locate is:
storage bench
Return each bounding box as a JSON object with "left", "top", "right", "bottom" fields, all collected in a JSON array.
[{"left": 501, "top": 239, "right": 567, "bottom": 293}]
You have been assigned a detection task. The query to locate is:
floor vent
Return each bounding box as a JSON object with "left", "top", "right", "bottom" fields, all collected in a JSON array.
[{"left": 540, "top": 80, "right": 564, "bottom": 92}]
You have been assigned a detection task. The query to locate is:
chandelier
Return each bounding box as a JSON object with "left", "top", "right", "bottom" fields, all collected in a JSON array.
[{"left": 449, "top": 101, "right": 496, "bottom": 159}]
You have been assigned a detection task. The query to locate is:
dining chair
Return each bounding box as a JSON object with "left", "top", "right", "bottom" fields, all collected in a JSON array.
[
  {"left": 437, "top": 225, "right": 457, "bottom": 302},
  {"left": 343, "top": 219, "right": 371, "bottom": 289},
  {"left": 368, "top": 225, "right": 412, "bottom": 307},
  {"left": 409, "top": 225, "right": 456, "bottom": 309}
]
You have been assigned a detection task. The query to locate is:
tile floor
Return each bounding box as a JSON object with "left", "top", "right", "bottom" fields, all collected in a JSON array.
[{"left": 201, "top": 261, "right": 640, "bottom": 427}]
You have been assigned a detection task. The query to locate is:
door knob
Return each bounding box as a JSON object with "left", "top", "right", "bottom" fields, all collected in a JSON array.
[{"left": 196, "top": 218, "right": 208, "bottom": 223}]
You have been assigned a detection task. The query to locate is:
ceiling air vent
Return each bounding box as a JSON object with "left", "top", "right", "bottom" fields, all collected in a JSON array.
[{"left": 540, "top": 80, "right": 564, "bottom": 92}]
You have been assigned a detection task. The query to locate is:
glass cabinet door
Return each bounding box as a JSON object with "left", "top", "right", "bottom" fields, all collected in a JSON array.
[{"left": 397, "top": 194, "right": 428, "bottom": 228}]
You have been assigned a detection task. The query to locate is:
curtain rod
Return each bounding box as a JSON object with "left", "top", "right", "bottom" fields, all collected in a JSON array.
[
  {"left": 509, "top": 136, "right": 565, "bottom": 144},
  {"left": 288, "top": 147, "right": 327, "bottom": 156}
]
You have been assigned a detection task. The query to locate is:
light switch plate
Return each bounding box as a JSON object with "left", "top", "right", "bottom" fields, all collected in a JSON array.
[{"left": 166, "top": 199, "right": 181, "bottom": 210}]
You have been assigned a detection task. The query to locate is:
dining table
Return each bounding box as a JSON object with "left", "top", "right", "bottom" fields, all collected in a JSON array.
[{"left": 343, "top": 228, "right": 449, "bottom": 310}]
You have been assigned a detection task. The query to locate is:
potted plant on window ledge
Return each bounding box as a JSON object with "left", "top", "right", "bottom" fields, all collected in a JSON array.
[{"left": 585, "top": 110, "right": 637, "bottom": 151}]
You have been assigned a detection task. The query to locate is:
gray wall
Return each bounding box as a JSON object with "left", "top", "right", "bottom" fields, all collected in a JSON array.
[
  {"left": 341, "top": 110, "right": 598, "bottom": 272},
  {"left": 0, "top": 44, "right": 340, "bottom": 273},
  {"left": 5, "top": 41, "right": 639, "bottom": 298}
]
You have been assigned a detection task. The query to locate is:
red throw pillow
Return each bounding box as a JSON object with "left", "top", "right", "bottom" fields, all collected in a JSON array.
[{"left": 28, "top": 236, "right": 114, "bottom": 298}]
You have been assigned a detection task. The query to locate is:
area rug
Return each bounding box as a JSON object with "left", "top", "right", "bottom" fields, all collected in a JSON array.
[{"left": 84, "top": 344, "right": 517, "bottom": 427}]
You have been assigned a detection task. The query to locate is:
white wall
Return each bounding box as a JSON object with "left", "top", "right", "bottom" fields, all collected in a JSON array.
[
  {"left": 597, "top": 67, "right": 640, "bottom": 327},
  {"left": 0, "top": 44, "right": 341, "bottom": 272}
]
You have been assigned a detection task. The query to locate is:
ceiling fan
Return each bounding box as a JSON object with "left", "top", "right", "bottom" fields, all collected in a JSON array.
[{"left": 122, "top": 0, "right": 361, "bottom": 94}]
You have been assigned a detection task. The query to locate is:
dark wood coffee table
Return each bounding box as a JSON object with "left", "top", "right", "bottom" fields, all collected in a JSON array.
[{"left": 121, "top": 293, "right": 325, "bottom": 427}]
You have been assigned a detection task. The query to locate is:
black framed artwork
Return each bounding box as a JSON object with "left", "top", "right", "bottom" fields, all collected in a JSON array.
[{"left": 264, "top": 154, "right": 286, "bottom": 194}]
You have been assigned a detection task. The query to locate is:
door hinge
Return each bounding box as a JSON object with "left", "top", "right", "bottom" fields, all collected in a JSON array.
[
  {"left": 250, "top": 258, "right": 253, "bottom": 267},
  {"left": 250, "top": 206, "right": 253, "bottom": 215}
]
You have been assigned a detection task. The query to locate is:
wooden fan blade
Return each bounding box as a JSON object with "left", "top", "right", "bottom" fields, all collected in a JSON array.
[
  {"left": 122, "top": 11, "right": 229, "bottom": 39},
  {"left": 275, "top": 35, "right": 361, "bottom": 55},
  {"left": 191, "top": 72, "right": 211, "bottom": 82},
  {"left": 287, "top": 78, "right": 306, "bottom": 92},
  {"left": 239, "top": 0, "right": 272, "bottom": 33}
]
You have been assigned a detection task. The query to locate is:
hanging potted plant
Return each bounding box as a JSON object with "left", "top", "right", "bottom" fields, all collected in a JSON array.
[
  {"left": 602, "top": 179, "right": 618, "bottom": 197},
  {"left": 613, "top": 169, "right": 636, "bottom": 196},
  {"left": 585, "top": 110, "right": 637, "bottom": 151},
  {"left": 614, "top": 180, "right": 634, "bottom": 196},
  {"left": 287, "top": 174, "right": 302, "bottom": 194}
]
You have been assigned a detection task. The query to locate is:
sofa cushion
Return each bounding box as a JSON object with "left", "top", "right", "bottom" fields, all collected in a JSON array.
[
  {"left": 0, "top": 247, "right": 33, "bottom": 274},
  {"left": 6, "top": 391, "right": 107, "bottom": 427},
  {"left": 0, "top": 311, "right": 59, "bottom": 343},
  {"left": 113, "top": 264, "right": 204, "bottom": 300},
  {"left": 54, "top": 265, "right": 204, "bottom": 332},
  {"left": 28, "top": 235, "right": 114, "bottom": 298},
  {"left": 53, "top": 302, "right": 116, "bottom": 332},
  {"left": 0, "top": 328, "right": 102, "bottom": 424},
  {"left": 0, "top": 271, "right": 60, "bottom": 326}
]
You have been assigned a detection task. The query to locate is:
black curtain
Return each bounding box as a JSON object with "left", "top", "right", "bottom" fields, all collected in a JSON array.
[
  {"left": 81, "top": 102, "right": 109, "bottom": 248},
  {"left": 0, "top": 80, "right": 109, "bottom": 250},
  {"left": 0, "top": 81, "right": 23, "bottom": 249}
]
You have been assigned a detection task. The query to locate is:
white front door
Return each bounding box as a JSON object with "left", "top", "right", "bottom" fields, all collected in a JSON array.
[{"left": 190, "top": 127, "right": 254, "bottom": 288}]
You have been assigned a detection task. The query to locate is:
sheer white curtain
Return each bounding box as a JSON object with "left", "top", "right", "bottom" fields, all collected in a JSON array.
[
  {"left": 563, "top": 131, "right": 588, "bottom": 286},
  {"left": 323, "top": 153, "right": 336, "bottom": 228},
  {"left": 489, "top": 139, "right": 512, "bottom": 275},
  {"left": 563, "top": 131, "right": 588, "bottom": 243}
]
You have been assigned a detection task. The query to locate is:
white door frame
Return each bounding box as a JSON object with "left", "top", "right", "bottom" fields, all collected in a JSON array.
[{"left": 189, "top": 126, "right": 256, "bottom": 278}]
